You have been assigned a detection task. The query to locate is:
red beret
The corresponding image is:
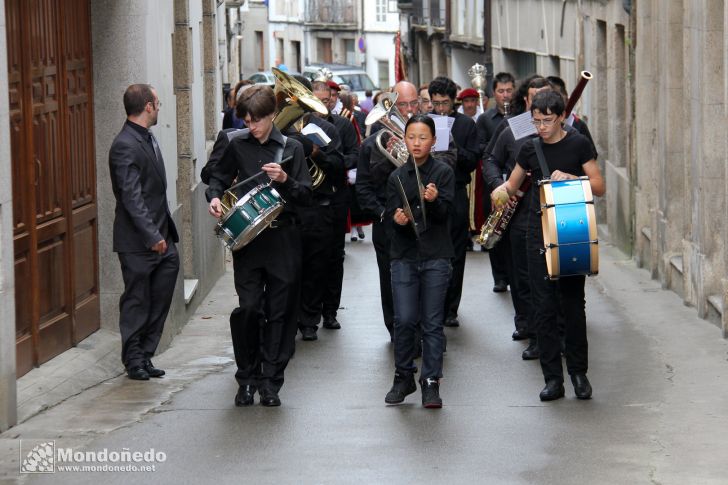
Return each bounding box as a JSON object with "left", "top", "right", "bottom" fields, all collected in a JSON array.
[
  {"left": 326, "top": 80, "right": 341, "bottom": 91},
  {"left": 457, "top": 88, "right": 480, "bottom": 100}
]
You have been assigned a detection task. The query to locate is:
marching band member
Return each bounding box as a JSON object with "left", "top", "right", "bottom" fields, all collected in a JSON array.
[
  {"left": 312, "top": 81, "right": 360, "bottom": 332},
  {"left": 428, "top": 77, "right": 480, "bottom": 328},
  {"left": 205, "top": 85, "right": 311, "bottom": 407},
  {"left": 477, "top": 72, "right": 515, "bottom": 290},
  {"left": 384, "top": 114, "right": 455, "bottom": 408},
  {"left": 295, "top": 78, "right": 346, "bottom": 341},
  {"left": 356, "top": 82, "right": 420, "bottom": 339},
  {"left": 483, "top": 76, "right": 552, "bottom": 358},
  {"left": 492, "top": 91, "right": 604, "bottom": 402}
]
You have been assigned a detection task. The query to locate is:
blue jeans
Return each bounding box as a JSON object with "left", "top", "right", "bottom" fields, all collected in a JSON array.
[{"left": 391, "top": 258, "right": 452, "bottom": 380}]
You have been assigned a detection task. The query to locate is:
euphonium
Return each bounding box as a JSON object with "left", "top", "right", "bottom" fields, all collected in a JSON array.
[
  {"left": 476, "top": 177, "right": 531, "bottom": 249},
  {"left": 364, "top": 92, "right": 410, "bottom": 167},
  {"left": 271, "top": 67, "right": 329, "bottom": 189}
]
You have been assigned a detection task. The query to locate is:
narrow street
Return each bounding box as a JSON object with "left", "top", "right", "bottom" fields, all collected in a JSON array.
[{"left": 2, "top": 231, "right": 728, "bottom": 484}]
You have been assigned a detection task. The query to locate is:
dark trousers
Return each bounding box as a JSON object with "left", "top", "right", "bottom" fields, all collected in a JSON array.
[
  {"left": 298, "top": 204, "right": 335, "bottom": 329},
  {"left": 483, "top": 188, "right": 509, "bottom": 284},
  {"left": 508, "top": 218, "right": 532, "bottom": 336},
  {"left": 231, "top": 226, "right": 301, "bottom": 392},
  {"left": 527, "top": 236, "right": 588, "bottom": 383},
  {"left": 322, "top": 200, "right": 348, "bottom": 318},
  {"left": 372, "top": 220, "right": 394, "bottom": 337},
  {"left": 391, "top": 258, "right": 451, "bottom": 380},
  {"left": 117, "top": 242, "right": 179, "bottom": 370},
  {"left": 445, "top": 186, "right": 470, "bottom": 319}
]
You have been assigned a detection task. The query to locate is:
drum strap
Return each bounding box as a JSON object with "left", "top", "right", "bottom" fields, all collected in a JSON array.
[
  {"left": 274, "top": 136, "right": 288, "bottom": 165},
  {"left": 533, "top": 138, "right": 550, "bottom": 179}
]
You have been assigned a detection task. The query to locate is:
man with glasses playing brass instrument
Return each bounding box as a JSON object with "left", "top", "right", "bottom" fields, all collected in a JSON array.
[
  {"left": 356, "top": 81, "right": 421, "bottom": 340},
  {"left": 205, "top": 85, "right": 311, "bottom": 407},
  {"left": 428, "top": 76, "right": 480, "bottom": 328}
]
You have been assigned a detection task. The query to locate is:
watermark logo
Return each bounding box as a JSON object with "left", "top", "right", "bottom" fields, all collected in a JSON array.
[
  {"left": 19, "top": 440, "right": 164, "bottom": 474},
  {"left": 20, "top": 441, "right": 55, "bottom": 473}
]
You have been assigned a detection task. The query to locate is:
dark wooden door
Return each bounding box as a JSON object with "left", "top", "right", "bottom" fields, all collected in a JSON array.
[{"left": 7, "top": 0, "right": 100, "bottom": 377}]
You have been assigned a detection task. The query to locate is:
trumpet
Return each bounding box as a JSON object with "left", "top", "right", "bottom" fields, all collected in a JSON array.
[
  {"left": 271, "top": 67, "right": 329, "bottom": 189},
  {"left": 365, "top": 92, "right": 410, "bottom": 167}
]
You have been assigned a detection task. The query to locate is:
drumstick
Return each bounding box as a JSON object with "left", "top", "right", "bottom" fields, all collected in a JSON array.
[{"left": 226, "top": 156, "right": 293, "bottom": 193}]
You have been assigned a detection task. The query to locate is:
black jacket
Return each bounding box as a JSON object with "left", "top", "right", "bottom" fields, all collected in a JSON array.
[
  {"left": 204, "top": 126, "right": 312, "bottom": 218},
  {"left": 386, "top": 156, "right": 455, "bottom": 261},
  {"left": 109, "top": 121, "right": 179, "bottom": 252}
]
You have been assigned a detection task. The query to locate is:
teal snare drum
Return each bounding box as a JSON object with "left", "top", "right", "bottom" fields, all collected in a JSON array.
[
  {"left": 539, "top": 176, "right": 598, "bottom": 279},
  {"left": 215, "top": 184, "right": 285, "bottom": 251}
]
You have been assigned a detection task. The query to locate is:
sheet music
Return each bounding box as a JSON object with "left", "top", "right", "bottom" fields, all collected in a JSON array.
[
  {"left": 427, "top": 114, "right": 454, "bottom": 152},
  {"left": 301, "top": 123, "right": 332, "bottom": 146},
  {"left": 508, "top": 111, "right": 537, "bottom": 140}
]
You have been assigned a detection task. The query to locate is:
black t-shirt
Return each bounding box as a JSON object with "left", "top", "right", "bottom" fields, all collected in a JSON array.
[{"left": 516, "top": 131, "right": 596, "bottom": 236}]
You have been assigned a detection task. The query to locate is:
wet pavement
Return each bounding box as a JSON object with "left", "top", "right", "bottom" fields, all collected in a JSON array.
[{"left": 2, "top": 228, "right": 728, "bottom": 484}]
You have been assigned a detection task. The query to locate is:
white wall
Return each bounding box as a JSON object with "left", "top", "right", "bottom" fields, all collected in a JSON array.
[
  {"left": 362, "top": 0, "right": 398, "bottom": 87},
  {"left": 450, "top": 48, "right": 488, "bottom": 92}
]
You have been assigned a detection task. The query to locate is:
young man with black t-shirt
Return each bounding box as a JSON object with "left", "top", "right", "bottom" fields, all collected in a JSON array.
[{"left": 492, "top": 91, "right": 605, "bottom": 402}]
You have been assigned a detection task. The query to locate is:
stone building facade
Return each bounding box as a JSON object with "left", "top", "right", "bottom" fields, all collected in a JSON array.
[
  {"left": 0, "top": 0, "right": 230, "bottom": 431},
  {"left": 633, "top": 0, "right": 728, "bottom": 336}
]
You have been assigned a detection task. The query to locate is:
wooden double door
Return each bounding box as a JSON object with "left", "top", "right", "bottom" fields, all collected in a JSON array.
[{"left": 6, "top": 0, "right": 100, "bottom": 377}]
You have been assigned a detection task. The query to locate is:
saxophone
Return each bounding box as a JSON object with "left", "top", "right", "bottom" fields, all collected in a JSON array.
[{"left": 476, "top": 176, "right": 531, "bottom": 249}]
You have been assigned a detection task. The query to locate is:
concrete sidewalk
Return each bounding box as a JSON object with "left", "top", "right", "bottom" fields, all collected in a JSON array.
[{"left": 1, "top": 232, "right": 727, "bottom": 484}]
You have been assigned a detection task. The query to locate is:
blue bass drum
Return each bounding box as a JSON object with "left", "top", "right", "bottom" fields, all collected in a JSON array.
[{"left": 539, "top": 177, "right": 598, "bottom": 279}]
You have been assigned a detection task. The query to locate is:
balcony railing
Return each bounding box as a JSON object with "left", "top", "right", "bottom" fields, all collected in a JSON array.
[{"left": 306, "top": 0, "right": 357, "bottom": 25}]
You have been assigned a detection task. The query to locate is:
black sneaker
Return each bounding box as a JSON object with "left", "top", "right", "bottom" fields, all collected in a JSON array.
[
  {"left": 322, "top": 316, "right": 341, "bottom": 330},
  {"left": 385, "top": 372, "right": 417, "bottom": 404},
  {"left": 421, "top": 378, "right": 442, "bottom": 408},
  {"left": 301, "top": 327, "right": 318, "bottom": 341}
]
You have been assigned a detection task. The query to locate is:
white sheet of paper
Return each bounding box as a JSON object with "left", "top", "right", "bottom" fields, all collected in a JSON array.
[
  {"left": 508, "top": 111, "right": 537, "bottom": 140},
  {"left": 428, "top": 114, "right": 454, "bottom": 152}
]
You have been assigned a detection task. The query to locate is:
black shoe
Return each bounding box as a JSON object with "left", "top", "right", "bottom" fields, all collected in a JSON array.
[
  {"left": 385, "top": 372, "right": 417, "bottom": 404},
  {"left": 539, "top": 379, "right": 565, "bottom": 401},
  {"left": 322, "top": 316, "right": 341, "bottom": 330},
  {"left": 444, "top": 316, "right": 460, "bottom": 327},
  {"left": 127, "top": 366, "right": 150, "bottom": 381},
  {"left": 234, "top": 385, "right": 256, "bottom": 406},
  {"left": 421, "top": 378, "right": 442, "bottom": 409},
  {"left": 301, "top": 327, "right": 318, "bottom": 341},
  {"left": 143, "top": 360, "right": 165, "bottom": 377},
  {"left": 512, "top": 328, "right": 529, "bottom": 341},
  {"left": 259, "top": 388, "right": 281, "bottom": 407},
  {"left": 521, "top": 342, "right": 540, "bottom": 360},
  {"left": 493, "top": 281, "right": 508, "bottom": 292},
  {"left": 571, "top": 374, "right": 593, "bottom": 399}
]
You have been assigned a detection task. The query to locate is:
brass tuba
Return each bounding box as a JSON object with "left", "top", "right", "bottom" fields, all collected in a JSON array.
[
  {"left": 364, "top": 92, "right": 410, "bottom": 167},
  {"left": 271, "top": 67, "right": 329, "bottom": 189}
]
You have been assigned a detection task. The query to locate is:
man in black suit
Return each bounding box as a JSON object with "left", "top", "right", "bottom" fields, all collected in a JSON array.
[{"left": 109, "top": 84, "right": 180, "bottom": 381}]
